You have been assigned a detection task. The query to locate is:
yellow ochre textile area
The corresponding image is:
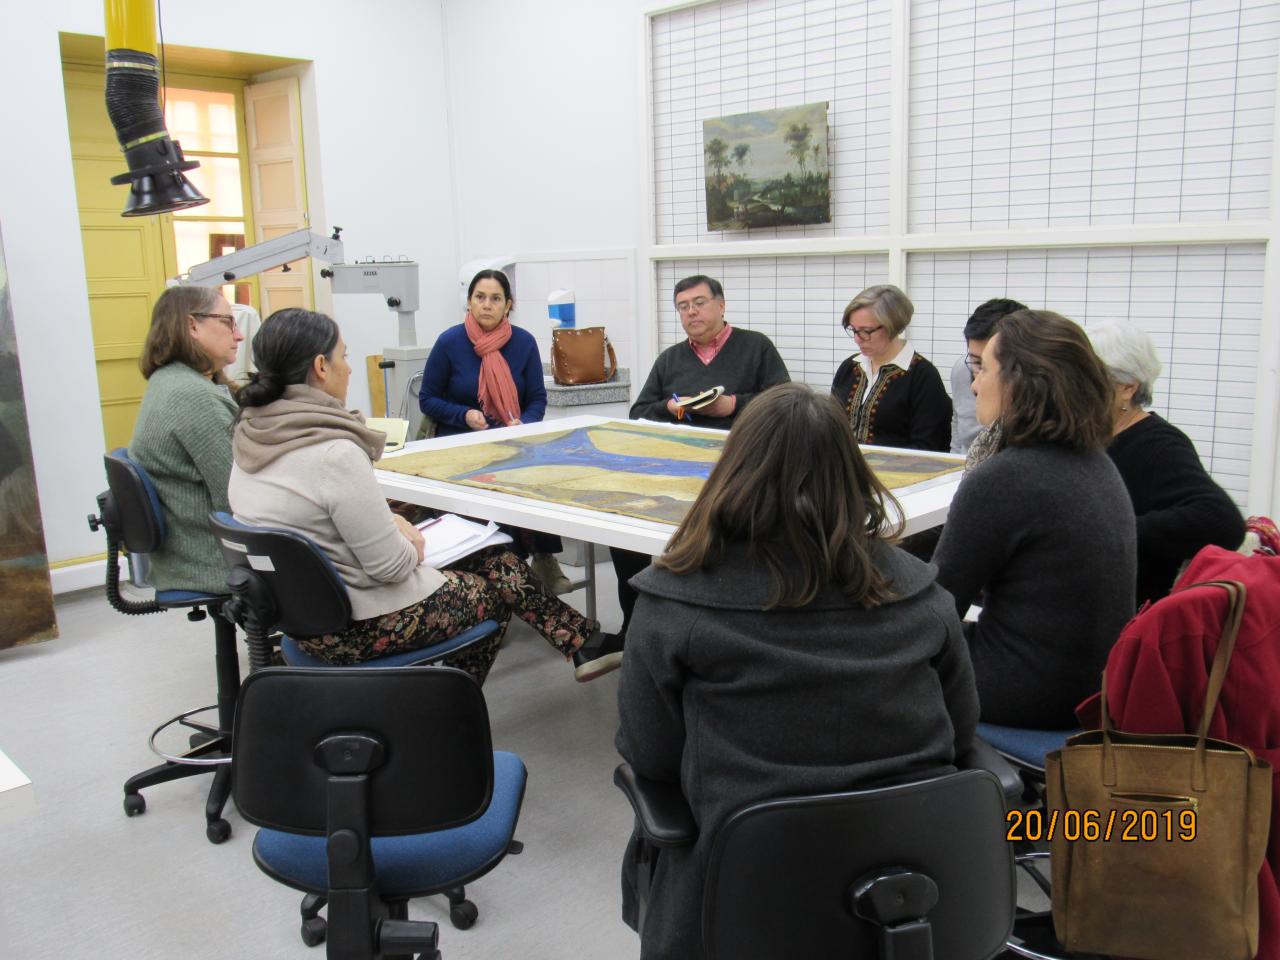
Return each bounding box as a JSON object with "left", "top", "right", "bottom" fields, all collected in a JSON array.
[{"left": 378, "top": 422, "right": 962, "bottom": 526}]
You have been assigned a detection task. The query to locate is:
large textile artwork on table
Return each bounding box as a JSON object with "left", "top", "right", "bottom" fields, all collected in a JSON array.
[
  {"left": 379, "top": 422, "right": 963, "bottom": 527},
  {"left": 0, "top": 223, "right": 57, "bottom": 651}
]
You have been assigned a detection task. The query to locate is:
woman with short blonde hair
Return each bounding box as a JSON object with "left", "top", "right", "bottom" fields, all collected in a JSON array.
[{"left": 832, "top": 283, "right": 951, "bottom": 450}]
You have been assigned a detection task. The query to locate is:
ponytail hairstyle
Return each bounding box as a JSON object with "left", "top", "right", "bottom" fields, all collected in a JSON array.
[{"left": 236, "top": 308, "right": 340, "bottom": 411}]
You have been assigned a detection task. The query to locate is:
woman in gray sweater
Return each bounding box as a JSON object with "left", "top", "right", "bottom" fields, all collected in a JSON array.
[
  {"left": 932, "top": 310, "right": 1136, "bottom": 729},
  {"left": 616, "top": 383, "right": 979, "bottom": 960},
  {"left": 128, "top": 285, "right": 244, "bottom": 595}
]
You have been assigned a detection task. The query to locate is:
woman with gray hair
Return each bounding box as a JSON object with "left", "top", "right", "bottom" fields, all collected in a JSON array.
[
  {"left": 831, "top": 284, "right": 952, "bottom": 451},
  {"left": 1088, "top": 319, "right": 1244, "bottom": 606}
]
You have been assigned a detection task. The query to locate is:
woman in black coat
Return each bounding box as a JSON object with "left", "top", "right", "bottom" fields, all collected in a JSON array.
[
  {"left": 1088, "top": 319, "right": 1244, "bottom": 607},
  {"left": 615, "top": 383, "right": 979, "bottom": 960}
]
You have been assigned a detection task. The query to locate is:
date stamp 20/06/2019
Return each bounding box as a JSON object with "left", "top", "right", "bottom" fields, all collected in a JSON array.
[{"left": 1006, "top": 807, "right": 1197, "bottom": 843}]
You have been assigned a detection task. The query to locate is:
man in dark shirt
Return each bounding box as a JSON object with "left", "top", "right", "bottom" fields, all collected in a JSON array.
[
  {"left": 629, "top": 275, "right": 790, "bottom": 427},
  {"left": 575, "top": 275, "right": 791, "bottom": 676}
]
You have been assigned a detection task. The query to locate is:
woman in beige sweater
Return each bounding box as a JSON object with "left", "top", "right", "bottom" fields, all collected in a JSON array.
[{"left": 227, "top": 308, "right": 621, "bottom": 684}]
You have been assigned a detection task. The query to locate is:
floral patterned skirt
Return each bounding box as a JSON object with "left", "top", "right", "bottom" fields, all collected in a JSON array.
[{"left": 295, "top": 547, "right": 597, "bottom": 685}]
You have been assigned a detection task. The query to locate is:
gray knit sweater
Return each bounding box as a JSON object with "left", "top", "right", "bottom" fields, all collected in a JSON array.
[
  {"left": 932, "top": 444, "right": 1136, "bottom": 728},
  {"left": 128, "top": 362, "right": 237, "bottom": 595}
]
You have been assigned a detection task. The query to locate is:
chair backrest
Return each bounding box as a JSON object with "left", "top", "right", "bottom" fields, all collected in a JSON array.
[
  {"left": 232, "top": 666, "right": 494, "bottom": 836},
  {"left": 209, "top": 511, "right": 351, "bottom": 638},
  {"left": 103, "top": 448, "right": 167, "bottom": 553},
  {"left": 702, "top": 769, "right": 1014, "bottom": 960}
]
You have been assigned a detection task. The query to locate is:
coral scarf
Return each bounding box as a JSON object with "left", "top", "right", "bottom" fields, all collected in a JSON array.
[{"left": 464, "top": 312, "right": 521, "bottom": 425}]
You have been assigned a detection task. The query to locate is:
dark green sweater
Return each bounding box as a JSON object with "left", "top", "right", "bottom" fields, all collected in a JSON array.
[
  {"left": 128, "top": 362, "right": 237, "bottom": 595},
  {"left": 630, "top": 328, "right": 790, "bottom": 428}
]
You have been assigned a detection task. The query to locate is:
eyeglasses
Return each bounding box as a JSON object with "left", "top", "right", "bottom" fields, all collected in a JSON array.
[
  {"left": 844, "top": 324, "right": 884, "bottom": 341},
  {"left": 676, "top": 297, "right": 717, "bottom": 315},
  {"left": 193, "top": 312, "right": 236, "bottom": 331},
  {"left": 963, "top": 353, "right": 983, "bottom": 374}
]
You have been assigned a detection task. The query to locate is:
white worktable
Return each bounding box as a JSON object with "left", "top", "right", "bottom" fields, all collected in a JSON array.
[{"left": 375, "top": 415, "right": 965, "bottom": 613}]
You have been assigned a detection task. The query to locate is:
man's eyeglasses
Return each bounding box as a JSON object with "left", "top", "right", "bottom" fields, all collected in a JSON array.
[
  {"left": 963, "top": 353, "right": 983, "bottom": 375},
  {"left": 193, "top": 312, "right": 236, "bottom": 331},
  {"left": 676, "top": 297, "right": 717, "bottom": 315},
  {"left": 844, "top": 324, "right": 884, "bottom": 341}
]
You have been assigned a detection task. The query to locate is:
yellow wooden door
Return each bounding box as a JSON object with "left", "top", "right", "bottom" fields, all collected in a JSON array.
[
  {"left": 244, "top": 77, "right": 312, "bottom": 313},
  {"left": 63, "top": 65, "right": 175, "bottom": 452}
]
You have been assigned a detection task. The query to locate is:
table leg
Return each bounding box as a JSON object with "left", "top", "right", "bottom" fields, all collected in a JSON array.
[{"left": 585, "top": 542, "right": 597, "bottom": 622}]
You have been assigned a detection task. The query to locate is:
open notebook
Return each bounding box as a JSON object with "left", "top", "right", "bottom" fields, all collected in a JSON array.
[{"left": 416, "top": 514, "right": 512, "bottom": 568}]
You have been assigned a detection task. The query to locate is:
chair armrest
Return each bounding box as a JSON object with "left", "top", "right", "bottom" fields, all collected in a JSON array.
[
  {"left": 613, "top": 763, "right": 697, "bottom": 847},
  {"left": 958, "top": 737, "right": 1023, "bottom": 804}
]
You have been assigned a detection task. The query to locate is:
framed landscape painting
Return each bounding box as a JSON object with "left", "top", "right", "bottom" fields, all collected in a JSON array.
[{"left": 703, "top": 101, "right": 831, "bottom": 230}]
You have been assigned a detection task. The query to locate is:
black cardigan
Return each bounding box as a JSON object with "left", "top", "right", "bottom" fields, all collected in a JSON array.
[
  {"left": 1107, "top": 413, "right": 1245, "bottom": 607},
  {"left": 830, "top": 350, "right": 952, "bottom": 451}
]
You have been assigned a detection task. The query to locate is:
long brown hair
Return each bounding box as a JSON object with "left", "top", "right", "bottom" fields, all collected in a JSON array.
[
  {"left": 139, "top": 285, "right": 229, "bottom": 384},
  {"left": 658, "top": 383, "right": 904, "bottom": 609},
  {"left": 992, "top": 309, "right": 1113, "bottom": 451}
]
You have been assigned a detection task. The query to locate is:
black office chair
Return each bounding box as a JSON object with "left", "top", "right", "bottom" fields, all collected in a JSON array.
[
  {"left": 615, "top": 763, "right": 1017, "bottom": 960},
  {"left": 209, "top": 511, "right": 508, "bottom": 950},
  {"left": 87, "top": 449, "right": 238, "bottom": 843},
  {"left": 208, "top": 512, "right": 501, "bottom": 673},
  {"left": 233, "top": 666, "right": 527, "bottom": 959}
]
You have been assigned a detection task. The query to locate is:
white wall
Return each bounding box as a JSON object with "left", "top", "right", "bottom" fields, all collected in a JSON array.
[{"left": 0, "top": 0, "right": 459, "bottom": 565}]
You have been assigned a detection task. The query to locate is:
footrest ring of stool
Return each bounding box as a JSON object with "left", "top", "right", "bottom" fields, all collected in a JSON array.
[{"left": 147, "top": 704, "right": 233, "bottom": 766}]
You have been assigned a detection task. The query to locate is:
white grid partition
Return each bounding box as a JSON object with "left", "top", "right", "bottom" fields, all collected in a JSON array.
[
  {"left": 907, "top": 245, "right": 1265, "bottom": 506},
  {"left": 909, "top": 0, "right": 1280, "bottom": 232},
  {"left": 656, "top": 256, "right": 890, "bottom": 385},
  {"left": 651, "top": 0, "right": 894, "bottom": 243}
]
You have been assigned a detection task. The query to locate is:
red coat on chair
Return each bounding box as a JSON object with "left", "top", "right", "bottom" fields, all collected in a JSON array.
[{"left": 1077, "top": 545, "right": 1280, "bottom": 960}]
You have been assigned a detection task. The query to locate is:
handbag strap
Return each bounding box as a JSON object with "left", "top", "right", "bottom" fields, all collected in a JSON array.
[{"left": 1099, "top": 579, "right": 1247, "bottom": 791}]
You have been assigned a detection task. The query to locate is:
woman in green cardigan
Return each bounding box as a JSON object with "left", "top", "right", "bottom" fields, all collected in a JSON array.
[{"left": 127, "top": 286, "right": 244, "bottom": 595}]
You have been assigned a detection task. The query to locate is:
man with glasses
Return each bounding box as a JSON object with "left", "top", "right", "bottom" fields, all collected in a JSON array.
[
  {"left": 588, "top": 275, "right": 790, "bottom": 668},
  {"left": 949, "top": 298, "right": 1026, "bottom": 455},
  {"left": 629, "top": 275, "right": 790, "bottom": 427}
]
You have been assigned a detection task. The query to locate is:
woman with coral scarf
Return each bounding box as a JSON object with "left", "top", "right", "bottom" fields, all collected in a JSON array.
[{"left": 418, "top": 269, "right": 573, "bottom": 594}]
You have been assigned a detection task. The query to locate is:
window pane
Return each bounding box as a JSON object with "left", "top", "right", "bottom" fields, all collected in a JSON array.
[
  {"left": 174, "top": 220, "right": 246, "bottom": 305},
  {"left": 177, "top": 156, "right": 244, "bottom": 217},
  {"left": 164, "top": 87, "right": 238, "bottom": 153}
]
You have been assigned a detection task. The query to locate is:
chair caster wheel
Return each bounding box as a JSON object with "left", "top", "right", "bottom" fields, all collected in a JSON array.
[
  {"left": 300, "top": 916, "right": 327, "bottom": 947},
  {"left": 449, "top": 900, "right": 478, "bottom": 930},
  {"left": 124, "top": 794, "right": 146, "bottom": 817},
  {"left": 206, "top": 818, "right": 231, "bottom": 844}
]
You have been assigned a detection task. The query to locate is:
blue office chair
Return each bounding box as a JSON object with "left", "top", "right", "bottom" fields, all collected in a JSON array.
[
  {"left": 87, "top": 449, "right": 237, "bottom": 844},
  {"left": 209, "top": 511, "right": 508, "bottom": 947},
  {"left": 615, "top": 763, "right": 1016, "bottom": 960},
  {"left": 234, "top": 666, "right": 527, "bottom": 959}
]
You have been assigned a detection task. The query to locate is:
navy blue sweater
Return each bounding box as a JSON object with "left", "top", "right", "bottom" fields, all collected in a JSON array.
[{"left": 419, "top": 323, "right": 548, "bottom": 436}]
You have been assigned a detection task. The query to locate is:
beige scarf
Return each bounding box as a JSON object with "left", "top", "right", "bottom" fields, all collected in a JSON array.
[{"left": 233, "top": 384, "right": 387, "bottom": 473}]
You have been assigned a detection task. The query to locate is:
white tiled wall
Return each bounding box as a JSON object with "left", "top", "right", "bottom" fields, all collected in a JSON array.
[
  {"left": 907, "top": 244, "right": 1265, "bottom": 506},
  {"left": 908, "top": 0, "right": 1280, "bottom": 232},
  {"left": 652, "top": 0, "right": 893, "bottom": 243},
  {"left": 511, "top": 254, "right": 638, "bottom": 390}
]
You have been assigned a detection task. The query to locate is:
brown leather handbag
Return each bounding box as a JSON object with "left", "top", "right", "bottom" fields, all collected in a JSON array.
[
  {"left": 1045, "top": 580, "right": 1272, "bottom": 960},
  {"left": 551, "top": 327, "right": 618, "bottom": 386}
]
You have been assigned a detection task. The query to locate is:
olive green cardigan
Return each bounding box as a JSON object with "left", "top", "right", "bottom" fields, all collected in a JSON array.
[{"left": 128, "top": 362, "right": 237, "bottom": 595}]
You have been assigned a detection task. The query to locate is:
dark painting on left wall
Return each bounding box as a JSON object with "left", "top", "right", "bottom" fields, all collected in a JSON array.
[{"left": 0, "top": 222, "right": 57, "bottom": 651}]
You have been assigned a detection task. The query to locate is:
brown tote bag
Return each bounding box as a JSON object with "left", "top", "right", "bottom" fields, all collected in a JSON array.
[
  {"left": 1045, "top": 579, "right": 1272, "bottom": 960},
  {"left": 551, "top": 326, "right": 618, "bottom": 386}
]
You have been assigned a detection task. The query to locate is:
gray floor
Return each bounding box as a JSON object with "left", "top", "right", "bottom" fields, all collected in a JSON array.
[
  {"left": 0, "top": 563, "right": 640, "bottom": 959},
  {"left": 0, "top": 561, "right": 1049, "bottom": 959}
]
